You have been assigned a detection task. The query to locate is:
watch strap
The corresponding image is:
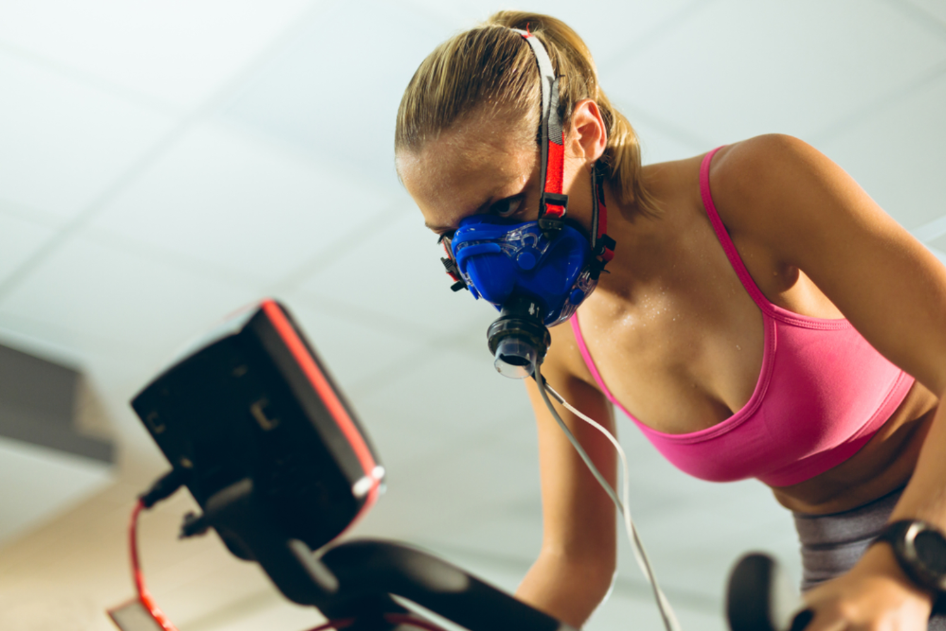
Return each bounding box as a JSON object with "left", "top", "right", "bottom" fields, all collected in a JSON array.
[{"left": 873, "top": 519, "right": 946, "bottom": 595}]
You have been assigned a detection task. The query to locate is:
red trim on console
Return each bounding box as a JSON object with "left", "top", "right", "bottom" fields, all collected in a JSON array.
[{"left": 261, "top": 300, "right": 380, "bottom": 511}]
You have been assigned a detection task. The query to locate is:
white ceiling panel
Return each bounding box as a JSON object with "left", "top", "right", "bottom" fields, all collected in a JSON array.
[
  {"left": 903, "top": 0, "right": 946, "bottom": 27},
  {"left": 387, "top": 436, "right": 543, "bottom": 555},
  {"left": 0, "top": 235, "right": 258, "bottom": 362},
  {"left": 296, "top": 210, "right": 500, "bottom": 337},
  {"left": 0, "top": 0, "right": 315, "bottom": 111},
  {"left": 280, "top": 299, "right": 421, "bottom": 391},
  {"left": 0, "top": 52, "right": 175, "bottom": 221},
  {"left": 607, "top": 0, "right": 946, "bottom": 147},
  {"left": 400, "top": 0, "right": 707, "bottom": 67},
  {"left": 0, "top": 212, "right": 56, "bottom": 285},
  {"left": 817, "top": 73, "right": 946, "bottom": 230},
  {"left": 352, "top": 348, "right": 534, "bottom": 466},
  {"left": 91, "top": 122, "right": 393, "bottom": 285},
  {"left": 0, "top": 307, "right": 147, "bottom": 371},
  {"left": 218, "top": 0, "right": 457, "bottom": 193},
  {"left": 630, "top": 114, "right": 706, "bottom": 165}
]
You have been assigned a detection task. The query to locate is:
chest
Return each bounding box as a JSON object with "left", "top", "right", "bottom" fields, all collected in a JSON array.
[{"left": 576, "top": 217, "right": 838, "bottom": 434}]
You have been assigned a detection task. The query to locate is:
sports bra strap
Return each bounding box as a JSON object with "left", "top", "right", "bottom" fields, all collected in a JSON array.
[
  {"left": 570, "top": 314, "right": 620, "bottom": 406},
  {"left": 700, "top": 147, "right": 774, "bottom": 314}
]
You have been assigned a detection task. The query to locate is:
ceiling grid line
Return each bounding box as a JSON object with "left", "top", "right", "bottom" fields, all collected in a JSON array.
[
  {"left": 0, "top": 39, "right": 182, "bottom": 119},
  {"left": 290, "top": 289, "right": 440, "bottom": 344},
  {"left": 81, "top": 226, "right": 263, "bottom": 291},
  {"left": 267, "top": 205, "right": 406, "bottom": 297},
  {"left": 887, "top": 0, "right": 946, "bottom": 40},
  {"left": 912, "top": 215, "right": 946, "bottom": 242},
  {"left": 809, "top": 57, "right": 946, "bottom": 146},
  {"left": 617, "top": 99, "right": 716, "bottom": 152},
  {"left": 597, "top": 0, "right": 718, "bottom": 71},
  {"left": 0, "top": 310, "right": 153, "bottom": 365},
  {"left": 0, "top": 1, "right": 333, "bottom": 305},
  {"left": 0, "top": 197, "right": 68, "bottom": 229}
]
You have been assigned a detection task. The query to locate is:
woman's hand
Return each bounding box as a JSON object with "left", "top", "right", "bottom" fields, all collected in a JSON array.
[{"left": 802, "top": 543, "right": 935, "bottom": 630}]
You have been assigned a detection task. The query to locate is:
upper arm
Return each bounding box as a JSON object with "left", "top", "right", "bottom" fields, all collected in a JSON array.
[
  {"left": 712, "top": 134, "right": 946, "bottom": 394},
  {"left": 525, "top": 323, "right": 618, "bottom": 569}
]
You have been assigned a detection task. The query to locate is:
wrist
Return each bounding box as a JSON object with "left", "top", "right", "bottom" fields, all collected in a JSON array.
[{"left": 861, "top": 539, "right": 938, "bottom": 607}]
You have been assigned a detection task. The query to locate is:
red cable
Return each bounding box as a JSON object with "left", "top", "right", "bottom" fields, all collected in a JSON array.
[
  {"left": 131, "top": 502, "right": 447, "bottom": 631},
  {"left": 130, "top": 499, "right": 180, "bottom": 631}
]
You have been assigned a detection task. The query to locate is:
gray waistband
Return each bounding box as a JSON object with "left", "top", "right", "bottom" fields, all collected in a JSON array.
[
  {"left": 793, "top": 487, "right": 905, "bottom": 547},
  {"left": 792, "top": 487, "right": 905, "bottom": 590},
  {"left": 791, "top": 486, "right": 946, "bottom": 628}
]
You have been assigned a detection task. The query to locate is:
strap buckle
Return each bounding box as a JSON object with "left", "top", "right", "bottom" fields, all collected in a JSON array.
[{"left": 441, "top": 257, "right": 468, "bottom": 292}]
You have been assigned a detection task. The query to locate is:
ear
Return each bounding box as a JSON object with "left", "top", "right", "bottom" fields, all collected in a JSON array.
[{"left": 565, "top": 99, "right": 608, "bottom": 164}]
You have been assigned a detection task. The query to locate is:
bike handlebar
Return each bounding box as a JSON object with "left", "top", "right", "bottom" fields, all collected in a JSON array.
[{"left": 726, "top": 553, "right": 814, "bottom": 631}]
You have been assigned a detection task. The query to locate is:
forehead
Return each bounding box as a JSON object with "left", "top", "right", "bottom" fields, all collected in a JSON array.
[{"left": 398, "top": 122, "right": 536, "bottom": 228}]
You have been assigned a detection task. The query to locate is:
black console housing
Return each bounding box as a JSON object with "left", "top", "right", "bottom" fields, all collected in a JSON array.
[{"left": 132, "top": 299, "right": 383, "bottom": 559}]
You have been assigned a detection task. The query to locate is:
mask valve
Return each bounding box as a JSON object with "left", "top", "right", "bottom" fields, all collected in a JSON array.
[{"left": 486, "top": 295, "right": 551, "bottom": 379}]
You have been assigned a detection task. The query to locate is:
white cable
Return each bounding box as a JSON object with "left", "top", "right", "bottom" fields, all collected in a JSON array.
[{"left": 541, "top": 378, "right": 682, "bottom": 631}]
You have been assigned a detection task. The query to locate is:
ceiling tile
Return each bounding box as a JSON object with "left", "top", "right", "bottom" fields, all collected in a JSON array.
[
  {"left": 628, "top": 114, "right": 706, "bottom": 165},
  {"left": 400, "top": 0, "right": 705, "bottom": 67},
  {"left": 0, "top": 52, "right": 175, "bottom": 221},
  {"left": 218, "top": 0, "right": 467, "bottom": 192},
  {"left": 817, "top": 73, "right": 946, "bottom": 230},
  {"left": 351, "top": 348, "right": 534, "bottom": 465},
  {"left": 0, "top": 0, "right": 315, "bottom": 110},
  {"left": 0, "top": 311, "right": 144, "bottom": 383},
  {"left": 91, "top": 122, "right": 393, "bottom": 285},
  {"left": 902, "top": 0, "right": 946, "bottom": 28},
  {"left": 0, "top": 212, "right": 56, "bottom": 286},
  {"left": 295, "top": 211, "right": 500, "bottom": 337},
  {"left": 279, "top": 300, "right": 421, "bottom": 391},
  {"left": 0, "top": 235, "right": 259, "bottom": 362},
  {"left": 929, "top": 235, "right": 946, "bottom": 253},
  {"left": 607, "top": 0, "right": 946, "bottom": 147}
]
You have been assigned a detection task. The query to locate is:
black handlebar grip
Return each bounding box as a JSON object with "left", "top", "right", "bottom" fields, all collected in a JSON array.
[{"left": 727, "top": 553, "right": 814, "bottom": 631}]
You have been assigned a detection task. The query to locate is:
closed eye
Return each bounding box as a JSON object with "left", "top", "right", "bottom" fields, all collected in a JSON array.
[{"left": 491, "top": 195, "right": 524, "bottom": 218}]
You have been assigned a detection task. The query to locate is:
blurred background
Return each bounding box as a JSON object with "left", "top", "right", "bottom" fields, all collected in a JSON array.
[{"left": 1, "top": 0, "right": 945, "bottom": 629}]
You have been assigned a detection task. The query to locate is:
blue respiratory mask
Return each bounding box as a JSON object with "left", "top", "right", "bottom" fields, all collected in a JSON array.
[{"left": 440, "top": 28, "right": 616, "bottom": 379}]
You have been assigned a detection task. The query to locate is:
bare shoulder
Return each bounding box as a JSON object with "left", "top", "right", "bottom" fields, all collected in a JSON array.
[
  {"left": 707, "top": 133, "right": 946, "bottom": 392},
  {"left": 710, "top": 133, "right": 817, "bottom": 194},
  {"left": 705, "top": 133, "right": 885, "bottom": 263}
]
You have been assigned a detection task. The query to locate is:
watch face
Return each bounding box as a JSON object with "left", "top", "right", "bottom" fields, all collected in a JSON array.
[{"left": 914, "top": 530, "right": 946, "bottom": 575}]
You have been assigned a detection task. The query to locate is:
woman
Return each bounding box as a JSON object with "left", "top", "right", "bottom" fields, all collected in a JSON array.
[{"left": 395, "top": 11, "right": 946, "bottom": 630}]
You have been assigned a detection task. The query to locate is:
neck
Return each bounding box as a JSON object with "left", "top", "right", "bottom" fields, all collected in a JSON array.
[{"left": 593, "top": 178, "right": 669, "bottom": 300}]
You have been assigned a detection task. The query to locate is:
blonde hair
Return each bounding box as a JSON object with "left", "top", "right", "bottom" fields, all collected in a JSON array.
[{"left": 395, "top": 10, "right": 658, "bottom": 217}]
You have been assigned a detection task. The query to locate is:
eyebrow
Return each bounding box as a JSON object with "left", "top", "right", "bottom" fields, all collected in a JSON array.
[{"left": 424, "top": 193, "right": 500, "bottom": 233}]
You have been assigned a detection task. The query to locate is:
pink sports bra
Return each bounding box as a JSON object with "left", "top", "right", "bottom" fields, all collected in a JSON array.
[{"left": 570, "top": 147, "right": 915, "bottom": 487}]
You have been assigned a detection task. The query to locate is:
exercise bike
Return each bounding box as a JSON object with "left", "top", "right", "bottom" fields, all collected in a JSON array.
[{"left": 110, "top": 299, "right": 809, "bottom": 631}]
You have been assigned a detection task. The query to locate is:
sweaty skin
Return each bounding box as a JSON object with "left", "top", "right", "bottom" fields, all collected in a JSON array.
[{"left": 398, "top": 104, "right": 946, "bottom": 629}]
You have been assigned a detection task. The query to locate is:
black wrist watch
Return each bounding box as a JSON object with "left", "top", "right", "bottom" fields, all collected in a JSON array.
[{"left": 873, "top": 520, "right": 946, "bottom": 594}]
